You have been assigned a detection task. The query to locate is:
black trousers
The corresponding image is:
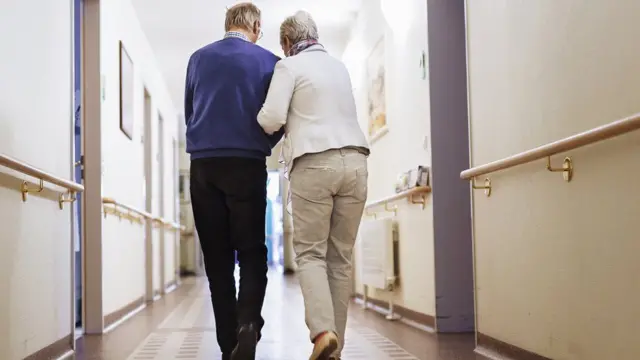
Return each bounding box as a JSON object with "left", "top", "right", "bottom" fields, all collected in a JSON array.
[{"left": 190, "top": 157, "right": 268, "bottom": 354}]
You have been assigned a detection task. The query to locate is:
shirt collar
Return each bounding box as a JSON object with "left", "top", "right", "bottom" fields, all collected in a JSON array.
[{"left": 224, "top": 31, "right": 249, "bottom": 42}]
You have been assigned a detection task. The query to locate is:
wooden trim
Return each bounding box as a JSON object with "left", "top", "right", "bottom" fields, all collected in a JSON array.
[
  {"left": 103, "top": 296, "right": 145, "bottom": 329},
  {"left": 23, "top": 334, "right": 72, "bottom": 360},
  {"left": 461, "top": 112, "right": 640, "bottom": 179},
  {"left": 353, "top": 293, "right": 435, "bottom": 329},
  {"left": 0, "top": 154, "right": 84, "bottom": 192},
  {"left": 365, "top": 186, "right": 431, "bottom": 210},
  {"left": 476, "top": 333, "right": 553, "bottom": 360}
]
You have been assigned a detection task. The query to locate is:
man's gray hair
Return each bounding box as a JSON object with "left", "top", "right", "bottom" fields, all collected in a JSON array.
[
  {"left": 225, "top": 2, "right": 261, "bottom": 32},
  {"left": 280, "top": 11, "right": 319, "bottom": 45}
]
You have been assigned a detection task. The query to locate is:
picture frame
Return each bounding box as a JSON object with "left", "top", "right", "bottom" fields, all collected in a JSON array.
[
  {"left": 119, "top": 41, "right": 134, "bottom": 140},
  {"left": 366, "top": 37, "right": 388, "bottom": 144}
]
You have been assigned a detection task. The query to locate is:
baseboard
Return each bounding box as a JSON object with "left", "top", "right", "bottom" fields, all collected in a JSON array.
[
  {"left": 23, "top": 334, "right": 72, "bottom": 360},
  {"left": 165, "top": 279, "right": 178, "bottom": 294},
  {"left": 476, "top": 333, "right": 553, "bottom": 360},
  {"left": 103, "top": 296, "right": 146, "bottom": 330},
  {"left": 180, "top": 269, "right": 197, "bottom": 277},
  {"left": 353, "top": 293, "right": 435, "bottom": 332}
]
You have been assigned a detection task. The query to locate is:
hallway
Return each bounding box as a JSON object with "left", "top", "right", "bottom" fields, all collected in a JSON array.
[
  {"left": 76, "top": 272, "right": 485, "bottom": 360},
  {"left": 3, "top": 0, "right": 640, "bottom": 359}
]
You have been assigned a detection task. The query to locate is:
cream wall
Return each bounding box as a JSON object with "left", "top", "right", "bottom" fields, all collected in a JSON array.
[
  {"left": 178, "top": 135, "right": 197, "bottom": 273},
  {"left": 100, "top": 0, "right": 178, "bottom": 314},
  {"left": 467, "top": 1, "right": 640, "bottom": 359},
  {"left": 0, "top": 1, "right": 74, "bottom": 358},
  {"left": 164, "top": 230, "right": 177, "bottom": 286},
  {"left": 342, "top": 0, "right": 435, "bottom": 316}
]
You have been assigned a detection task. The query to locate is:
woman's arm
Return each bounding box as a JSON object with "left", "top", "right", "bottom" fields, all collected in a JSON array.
[{"left": 258, "top": 61, "right": 295, "bottom": 135}]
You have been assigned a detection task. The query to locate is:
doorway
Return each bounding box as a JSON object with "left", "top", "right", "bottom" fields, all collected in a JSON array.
[
  {"left": 266, "top": 171, "right": 284, "bottom": 268},
  {"left": 172, "top": 138, "right": 179, "bottom": 284},
  {"left": 73, "top": 0, "right": 84, "bottom": 334},
  {"left": 156, "top": 114, "right": 165, "bottom": 294},
  {"left": 143, "top": 89, "right": 154, "bottom": 301}
]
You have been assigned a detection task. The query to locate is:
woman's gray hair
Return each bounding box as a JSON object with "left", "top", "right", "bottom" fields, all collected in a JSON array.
[{"left": 280, "top": 11, "right": 319, "bottom": 45}]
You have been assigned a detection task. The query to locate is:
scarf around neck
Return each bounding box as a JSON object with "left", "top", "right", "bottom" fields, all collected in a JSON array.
[{"left": 288, "top": 39, "right": 322, "bottom": 57}]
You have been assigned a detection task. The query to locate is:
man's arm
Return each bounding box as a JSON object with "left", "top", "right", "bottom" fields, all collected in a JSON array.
[
  {"left": 184, "top": 56, "right": 195, "bottom": 125},
  {"left": 258, "top": 61, "right": 295, "bottom": 135}
]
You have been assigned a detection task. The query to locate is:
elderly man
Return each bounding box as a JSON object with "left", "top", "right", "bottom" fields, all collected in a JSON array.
[
  {"left": 258, "top": 11, "right": 370, "bottom": 360},
  {"left": 184, "top": 3, "right": 283, "bottom": 360}
]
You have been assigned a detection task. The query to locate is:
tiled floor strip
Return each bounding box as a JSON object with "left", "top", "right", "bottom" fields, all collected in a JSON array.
[{"left": 127, "top": 275, "right": 419, "bottom": 360}]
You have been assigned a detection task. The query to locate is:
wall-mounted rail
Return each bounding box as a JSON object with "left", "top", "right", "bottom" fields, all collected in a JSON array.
[
  {"left": 102, "top": 197, "right": 185, "bottom": 231},
  {"left": 364, "top": 186, "right": 431, "bottom": 218},
  {"left": 461, "top": 112, "right": 640, "bottom": 196},
  {"left": 0, "top": 153, "right": 84, "bottom": 208}
]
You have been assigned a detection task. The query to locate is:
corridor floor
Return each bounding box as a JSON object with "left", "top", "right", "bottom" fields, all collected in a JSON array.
[{"left": 76, "top": 272, "right": 487, "bottom": 360}]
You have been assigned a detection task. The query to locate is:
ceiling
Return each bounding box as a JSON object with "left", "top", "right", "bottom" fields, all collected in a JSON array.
[{"left": 132, "top": 0, "right": 362, "bottom": 116}]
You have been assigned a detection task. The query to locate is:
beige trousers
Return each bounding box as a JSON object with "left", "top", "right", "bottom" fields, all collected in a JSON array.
[{"left": 290, "top": 148, "right": 368, "bottom": 356}]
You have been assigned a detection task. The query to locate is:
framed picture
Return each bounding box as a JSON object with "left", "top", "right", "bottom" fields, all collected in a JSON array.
[
  {"left": 119, "top": 41, "right": 134, "bottom": 140},
  {"left": 366, "top": 37, "right": 388, "bottom": 144}
]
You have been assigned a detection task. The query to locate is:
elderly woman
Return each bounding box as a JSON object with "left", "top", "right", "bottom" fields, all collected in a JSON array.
[{"left": 257, "top": 11, "right": 369, "bottom": 360}]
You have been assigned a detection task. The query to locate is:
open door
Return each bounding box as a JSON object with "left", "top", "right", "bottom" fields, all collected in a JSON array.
[{"left": 73, "top": 0, "right": 84, "bottom": 336}]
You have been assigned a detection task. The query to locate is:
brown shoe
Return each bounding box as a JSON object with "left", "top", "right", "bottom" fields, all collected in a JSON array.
[{"left": 309, "top": 331, "right": 338, "bottom": 360}]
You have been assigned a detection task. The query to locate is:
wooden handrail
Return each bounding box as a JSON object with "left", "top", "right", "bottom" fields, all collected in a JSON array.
[
  {"left": 102, "top": 197, "right": 153, "bottom": 219},
  {"left": 150, "top": 217, "right": 185, "bottom": 231},
  {"left": 165, "top": 221, "right": 186, "bottom": 231},
  {"left": 102, "top": 197, "right": 185, "bottom": 231},
  {"left": 365, "top": 186, "right": 431, "bottom": 210},
  {"left": 0, "top": 153, "right": 84, "bottom": 192},
  {"left": 461, "top": 112, "right": 640, "bottom": 180}
]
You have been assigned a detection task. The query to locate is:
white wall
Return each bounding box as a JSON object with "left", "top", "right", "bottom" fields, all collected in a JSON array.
[
  {"left": 0, "top": 1, "right": 74, "bottom": 358},
  {"left": 343, "top": 0, "right": 435, "bottom": 316},
  {"left": 467, "top": 1, "right": 640, "bottom": 359},
  {"left": 100, "top": 0, "right": 178, "bottom": 315}
]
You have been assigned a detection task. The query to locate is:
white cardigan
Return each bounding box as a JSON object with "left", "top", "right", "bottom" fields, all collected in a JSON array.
[{"left": 257, "top": 45, "right": 369, "bottom": 174}]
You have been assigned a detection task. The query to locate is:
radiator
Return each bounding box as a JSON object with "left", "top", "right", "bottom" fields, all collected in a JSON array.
[{"left": 357, "top": 217, "right": 399, "bottom": 291}]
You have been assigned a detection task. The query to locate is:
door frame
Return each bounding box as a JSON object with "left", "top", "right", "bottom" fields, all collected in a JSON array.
[
  {"left": 172, "top": 138, "right": 180, "bottom": 286},
  {"left": 463, "top": 0, "right": 479, "bottom": 342},
  {"left": 70, "top": 0, "right": 85, "bottom": 343},
  {"left": 69, "top": 0, "right": 79, "bottom": 347},
  {"left": 157, "top": 113, "right": 166, "bottom": 294},
  {"left": 143, "top": 88, "right": 155, "bottom": 302},
  {"left": 82, "top": 0, "right": 104, "bottom": 335}
]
